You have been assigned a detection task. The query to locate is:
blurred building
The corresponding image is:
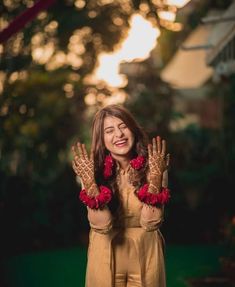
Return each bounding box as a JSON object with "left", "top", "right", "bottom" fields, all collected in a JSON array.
[
  {"left": 205, "top": 0, "right": 235, "bottom": 76},
  {"left": 161, "top": 0, "right": 235, "bottom": 131}
]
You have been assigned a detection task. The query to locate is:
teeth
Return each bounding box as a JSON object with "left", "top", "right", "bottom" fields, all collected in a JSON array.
[{"left": 115, "top": 140, "right": 126, "bottom": 145}]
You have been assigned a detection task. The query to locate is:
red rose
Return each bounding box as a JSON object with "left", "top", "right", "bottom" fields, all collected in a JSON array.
[
  {"left": 136, "top": 185, "right": 170, "bottom": 206},
  {"left": 130, "top": 156, "right": 145, "bottom": 170},
  {"left": 104, "top": 155, "right": 114, "bottom": 179},
  {"left": 79, "top": 186, "right": 112, "bottom": 209}
]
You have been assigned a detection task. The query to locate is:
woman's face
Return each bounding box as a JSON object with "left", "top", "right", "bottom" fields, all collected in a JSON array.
[{"left": 103, "top": 116, "right": 134, "bottom": 159}]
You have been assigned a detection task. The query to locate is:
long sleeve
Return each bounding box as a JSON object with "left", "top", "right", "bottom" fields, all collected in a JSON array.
[
  {"left": 87, "top": 206, "right": 113, "bottom": 234},
  {"left": 80, "top": 180, "right": 113, "bottom": 234},
  {"left": 140, "top": 205, "right": 164, "bottom": 231},
  {"left": 140, "top": 170, "right": 168, "bottom": 231}
]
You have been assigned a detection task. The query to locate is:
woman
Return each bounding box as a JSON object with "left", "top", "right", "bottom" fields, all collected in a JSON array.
[{"left": 72, "top": 104, "right": 170, "bottom": 287}]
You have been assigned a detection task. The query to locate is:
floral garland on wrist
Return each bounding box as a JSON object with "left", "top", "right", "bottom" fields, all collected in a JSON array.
[
  {"left": 79, "top": 185, "right": 112, "bottom": 209},
  {"left": 137, "top": 184, "right": 170, "bottom": 206},
  {"left": 79, "top": 154, "right": 170, "bottom": 209}
]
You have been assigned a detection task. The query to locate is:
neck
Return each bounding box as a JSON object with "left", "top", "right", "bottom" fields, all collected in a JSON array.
[{"left": 111, "top": 154, "right": 131, "bottom": 171}]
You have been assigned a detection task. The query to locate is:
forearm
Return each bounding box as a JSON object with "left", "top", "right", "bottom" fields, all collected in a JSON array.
[
  {"left": 140, "top": 171, "right": 168, "bottom": 230},
  {"left": 148, "top": 170, "right": 168, "bottom": 193},
  {"left": 87, "top": 206, "right": 113, "bottom": 234},
  {"left": 140, "top": 205, "right": 164, "bottom": 231},
  {"left": 81, "top": 179, "right": 113, "bottom": 233},
  {"left": 149, "top": 174, "right": 163, "bottom": 193},
  {"left": 86, "top": 182, "right": 100, "bottom": 197},
  {"left": 81, "top": 180, "right": 99, "bottom": 197}
]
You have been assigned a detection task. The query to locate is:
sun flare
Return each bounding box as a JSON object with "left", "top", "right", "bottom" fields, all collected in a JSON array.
[{"left": 87, "top": 14, "right": 160, "bottom": 88}]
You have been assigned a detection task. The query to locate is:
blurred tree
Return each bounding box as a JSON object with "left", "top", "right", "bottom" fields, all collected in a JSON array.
[
  {"left": 1, "top": 0, "right": 234, "bottom": 255},
  {"left": 124, "top": 59, "right": 173, "bottom": 138},
  {"left": 164, "top": 74, "right": 235, "bottom": 243},
  {"left": 0, "top": 69, "right": 88, "bottom": 255},
  {"left": 0, "top": 0, "right": 173, "bottom": 253}
]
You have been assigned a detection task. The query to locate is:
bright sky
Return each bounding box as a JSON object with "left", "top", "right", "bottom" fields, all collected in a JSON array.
[
  {"left": 88, "top": 0, "right": 192, "bottom": 89},
  {"left": 87, "top": 14, "right": 160, "bottom": 88}
]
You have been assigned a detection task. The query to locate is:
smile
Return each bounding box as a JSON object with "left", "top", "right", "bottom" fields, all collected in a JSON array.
[{"left": 114, "top": 139, "right": 128, "bottom": 147}]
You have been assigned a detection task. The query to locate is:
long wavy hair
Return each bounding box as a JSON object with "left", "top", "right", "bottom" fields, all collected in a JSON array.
[{"left": 91, "top": 104, "right": 149, "bottom": 185}]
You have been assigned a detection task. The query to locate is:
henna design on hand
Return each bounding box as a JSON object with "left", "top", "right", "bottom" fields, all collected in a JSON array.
[
  {"left": 148, "top": 136, "right": 170, "bottom": 193},
  {"left": 71, "top": 142, "right": 98, "bottom": 195}
]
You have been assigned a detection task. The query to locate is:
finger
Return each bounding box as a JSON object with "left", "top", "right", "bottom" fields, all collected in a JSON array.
[
  {"left": 82, "top": 143, "right": 89, "bottom": 159},
  {"left": 152, "top": 138, "right": 157, "bottom": 155},
  {"left": 71, "top": 145, "right": 77, "bottom": 159},
  {"left": 74, "top": 155, "right": 80, "bottom": 166},
  {"left": 156, "top": 136, "right": 161, "bottom": 153},
  {"left": 166, "top": 153, "right": 170, "bottom": 167},
  {"left": 148, "top": 144, "right": 153, "bottom": 157},
  {"left": 72, "top": 161, "right": 78, "bottom": 174},
  {"left": 90, "top": 149, "right": 94, "bottom": 162},
  {"left": 161, "top": 139, "right": 166, "bottom": 156},
  {"left": 77, "top": 142, "right": 84, "bottom": 159}
]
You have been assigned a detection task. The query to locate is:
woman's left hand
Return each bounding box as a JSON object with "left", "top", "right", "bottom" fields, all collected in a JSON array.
[{"left": 148, "top": 136, "right": 170, "bottom": 181}]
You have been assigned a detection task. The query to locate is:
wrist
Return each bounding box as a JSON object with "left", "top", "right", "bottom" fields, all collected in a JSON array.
[
  {"left": 149, "top": 174, "right": 163, "bottom": 193},
  {"left": 79, "top": 185, "right": 112, "bottom": 209},
  {"left": 148, "top": 182, "right": 161, "bottom": 194},
  {"left": 137, "top": 184, "right": 170, "bottom": 206},
  {"left": 86, "top": 182, "right": 99, "bottom": 197}
]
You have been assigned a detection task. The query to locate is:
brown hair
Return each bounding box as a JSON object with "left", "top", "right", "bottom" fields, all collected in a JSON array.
[{"left": 91, "top": 104, "right": 148, "bottom": 183}]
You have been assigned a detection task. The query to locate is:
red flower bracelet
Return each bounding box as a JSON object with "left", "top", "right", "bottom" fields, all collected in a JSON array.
[
  {"left": 79, "top": 185, "right": 112, "bottom": 209},
  {"left": 79, "top": 183, "right": 170, "bottom": 209},
  {"left": 137, "top": 184, "right": 170, "bottom": 206}
]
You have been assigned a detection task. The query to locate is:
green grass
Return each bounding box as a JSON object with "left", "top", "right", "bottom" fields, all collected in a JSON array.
[
  {"left": 165, "top": 245, "right": 226, "bottom": 287},
  {"left": 4, "top": 244, "right": 226, "bottom": 287},
  {"left": 4, "top": 247, "right": 87, "bottom": 287}
]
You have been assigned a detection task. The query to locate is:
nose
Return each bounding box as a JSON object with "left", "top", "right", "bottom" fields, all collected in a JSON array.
[{"left": 115, "top": 127, "right": 124, "bottom": 138}]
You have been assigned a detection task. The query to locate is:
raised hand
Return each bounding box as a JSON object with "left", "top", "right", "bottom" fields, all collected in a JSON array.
[
  {"left": 72, "top": 142, "right": 98, "bottom": 196},
  {"left": 148, "top": 136, "right": 169, "bottom": 176},
  {"left": 148, "top": 136, "right": 170, "bottom": 193}
]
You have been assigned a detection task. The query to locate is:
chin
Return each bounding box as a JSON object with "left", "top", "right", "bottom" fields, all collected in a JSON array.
[{"left": 111, "top": 146, "right": 133, "bottom": 157}]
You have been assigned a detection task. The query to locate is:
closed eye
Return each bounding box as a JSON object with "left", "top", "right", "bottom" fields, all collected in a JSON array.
[
  {"left": 119, "top": 123, "right": 127, "bottom": 129},
  {"left": 105, "top": 128, "right": 114, "bottom": 134}
]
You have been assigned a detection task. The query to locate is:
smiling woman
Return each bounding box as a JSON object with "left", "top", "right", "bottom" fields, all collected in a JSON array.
[
  {"left": 71, "top": 104, "right": 170, "bottom": 287},
  {"left": 103, "top": 116, "right": 135, "bottom": 162}
]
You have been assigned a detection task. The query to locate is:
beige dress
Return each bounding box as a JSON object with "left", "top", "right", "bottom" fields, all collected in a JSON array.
[{"left": 85, "top": 169, "right": 168, "bottom": 287}]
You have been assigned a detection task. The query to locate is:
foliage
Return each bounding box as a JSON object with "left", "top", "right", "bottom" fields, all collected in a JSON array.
[
  {"left": 0, "top": 70, "right": 88, "bottom": 256},
  {"left": 124, "top": 60, "right": 172, "bottom": 137},
  {"left": 0, "top": 0, "right": 173, "bottom": 254},
  {"left": 0, "top": 70, "right": 84, "bottom": 176}
]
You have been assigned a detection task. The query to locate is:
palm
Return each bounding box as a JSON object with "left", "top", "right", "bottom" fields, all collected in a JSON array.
[
  {"left": 72, "top": 142, "right": 95, "bottom": 190},
  {"left": 148, "top": 136, "right": 169, "bottom": 177}
]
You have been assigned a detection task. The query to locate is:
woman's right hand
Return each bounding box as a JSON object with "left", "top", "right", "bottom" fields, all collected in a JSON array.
[{"left": 71, "top": 142, "right": 95, "bottom": 192}]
